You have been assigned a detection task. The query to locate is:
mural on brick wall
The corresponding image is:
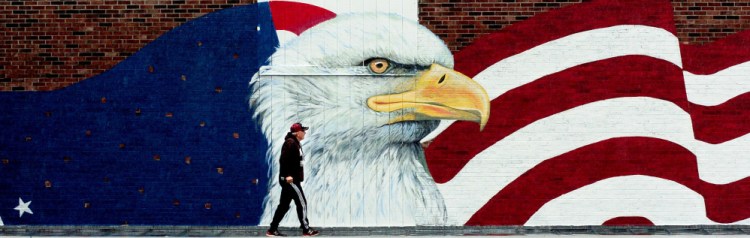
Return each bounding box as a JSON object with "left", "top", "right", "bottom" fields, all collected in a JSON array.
[{"left": 2, "top": 0, "right": 750, "bottom": 227}]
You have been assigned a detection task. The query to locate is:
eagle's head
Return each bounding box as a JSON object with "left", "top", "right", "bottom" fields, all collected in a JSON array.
[{"left": 251, "top": 13, "right": 489, "bottom": 226}]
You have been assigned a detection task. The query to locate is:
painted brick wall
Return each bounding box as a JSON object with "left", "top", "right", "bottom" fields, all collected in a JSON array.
[
  {"left": 2, "top": 0, "right": 749, "bottom": 91},
  {"left": 2, "top": 0, "right": 750, "bottom": 226}
]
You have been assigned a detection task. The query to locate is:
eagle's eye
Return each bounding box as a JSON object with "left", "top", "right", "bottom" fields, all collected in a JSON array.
[{"left": 367, "top": 58, "right": 391, "bottom": 74}]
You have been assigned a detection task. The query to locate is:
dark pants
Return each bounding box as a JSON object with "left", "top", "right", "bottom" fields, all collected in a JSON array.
[{"left": 269, "top": 180, "right": 309, "bottom": 231}]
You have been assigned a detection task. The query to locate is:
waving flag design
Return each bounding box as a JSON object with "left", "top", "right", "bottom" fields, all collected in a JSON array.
[
  {"left": 2, "top": 0, "right": 750, "bottom": 227},
  {"left": 427, "top": 0, "right": 750, "bottom": 225}
]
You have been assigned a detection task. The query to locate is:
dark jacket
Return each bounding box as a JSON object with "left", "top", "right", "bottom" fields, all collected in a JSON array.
[{"left": 279, "top": 132, "right": 304, "bottom": 182}]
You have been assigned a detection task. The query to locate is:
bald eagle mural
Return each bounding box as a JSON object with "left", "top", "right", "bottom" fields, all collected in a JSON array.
[
  {"left": 3, "top": 0, "right": 750, "bottom": 228},
  {"left": 251, "top": 13, "right": 489, "bottom": 226}
]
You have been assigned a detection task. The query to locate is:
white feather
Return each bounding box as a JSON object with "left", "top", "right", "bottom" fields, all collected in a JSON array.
[{"left": 250, "top": 13, "right": 453, "bottom": 226}]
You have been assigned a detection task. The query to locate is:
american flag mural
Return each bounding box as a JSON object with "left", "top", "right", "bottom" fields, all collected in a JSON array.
[
  {"left": 427, "top": 0, "right": 750, "bottom": 226},
  {"left": 1, "top": 0, "right": 750, "bottom": 227}
]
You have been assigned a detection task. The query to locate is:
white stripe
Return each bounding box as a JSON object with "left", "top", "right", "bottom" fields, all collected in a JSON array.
[
  {"left": 526, "top": 175, "right": 750, "bottom": 225},
  {"left": 438, "top": 97, "right": 750, "bottom": 225},
  {"left": 423, "top": 25, "right": 682, "bottom": 142},
  {"left": 684, "top": 61, "right": 750, "bottom": 106},
  {"left": 290, "top": 183, "right": 309, "bottom": 228}
]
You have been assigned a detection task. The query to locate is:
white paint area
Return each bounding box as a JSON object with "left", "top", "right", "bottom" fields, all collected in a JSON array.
[
  {"left": 424, "top": 25, "right": 683, "bottom": 142},
  {"left": 526, "top": 175, "right": 750, "bottom": 225},
  {"left": 276, "top": 30, "right": 299, "bottom": 47},
  {"left": 438, "top": 97, "right": 750, "bottom": 225},
  {"left": 684, "top": 61, "right": 750, "bottom": 106}
]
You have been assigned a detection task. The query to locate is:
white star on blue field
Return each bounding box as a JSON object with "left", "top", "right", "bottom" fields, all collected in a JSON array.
[
  {"left": 0, "top": 3, "right": 281, "bottom": 225},
  {"left": 14, "top": 198, "right": 32, "bottom": 218}
]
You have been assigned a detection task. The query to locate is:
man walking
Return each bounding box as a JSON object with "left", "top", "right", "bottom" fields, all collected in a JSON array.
[{"left": 266, "top": 123, "right": 320, "bottom": 237}]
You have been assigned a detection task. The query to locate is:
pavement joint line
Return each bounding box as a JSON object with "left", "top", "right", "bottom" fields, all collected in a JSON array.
[{"left": 3, "top": 225, "right": 750, "bottom": 236}]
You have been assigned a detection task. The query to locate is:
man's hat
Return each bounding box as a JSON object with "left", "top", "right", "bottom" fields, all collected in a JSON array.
[{"left": 290, "top": 123, "right": 309, "bottom": 132}]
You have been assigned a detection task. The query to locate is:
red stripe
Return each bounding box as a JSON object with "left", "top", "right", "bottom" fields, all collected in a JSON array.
[
  {"left": 269, "top": 1, "right": 336, "bottom": 35},
  {"left": 464, "top": 137, "right": 750, "bottom": 225},
  {"left": 681, "top": 30, "right": 750, "bottom": 75},
  {"left": 427, "top": 56, "right": 687, "bottom": 183},
  {"left": 602, "top": 217, "right": 655, "bottom": 226},
  {"left": 691, "top": 94, "right": 750, "bottom": 144},
  {"left": 452, "top": 0, "right": 676, "bottom": 78}
]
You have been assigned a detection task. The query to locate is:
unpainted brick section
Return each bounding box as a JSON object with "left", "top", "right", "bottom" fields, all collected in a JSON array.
[
  {"left": 671, "top": 1, "right": 750, "bottom": 44},
  {"left": 2, "top": 0, "right": 750, "bottom": 91}
]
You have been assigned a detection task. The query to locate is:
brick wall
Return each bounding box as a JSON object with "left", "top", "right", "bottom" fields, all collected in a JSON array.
[
  {"left": 1, "top": 0, "right": 750, "bottom": 91},
  {"left": 2, "top": 0, "right": 750, "bottom": 226},
  {"left": 672, "top": 0, "right": 750, "bottom": 43}
]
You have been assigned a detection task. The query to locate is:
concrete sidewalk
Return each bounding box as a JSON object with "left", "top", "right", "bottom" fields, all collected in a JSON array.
[
  {"left": 3, "top": 235, "right": 750, "bottom": 237},
  {"left": 2, "top": 225, "right": 750, "bottom": 236}
]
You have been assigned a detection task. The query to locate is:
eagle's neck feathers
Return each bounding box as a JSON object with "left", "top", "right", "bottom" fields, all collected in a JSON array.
[{"left": 251, "top": 74, "right": 447, "bottom": 226}]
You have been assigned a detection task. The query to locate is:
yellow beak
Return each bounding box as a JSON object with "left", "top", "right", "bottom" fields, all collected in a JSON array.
[{"left": 366, "top": 64, "right": 490, "bottom": 130}]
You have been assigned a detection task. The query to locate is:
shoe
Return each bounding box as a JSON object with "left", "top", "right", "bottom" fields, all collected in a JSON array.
[
  {"left": 266, "top": 229, "right": 286, "bottom": 237},
  {"left": 302, "top": 228, "right": 320, "bottom": 236}
]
